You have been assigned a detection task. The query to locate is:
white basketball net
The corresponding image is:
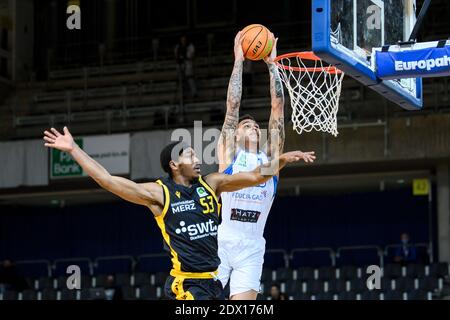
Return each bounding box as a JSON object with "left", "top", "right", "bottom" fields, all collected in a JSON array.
[{"left": 276, "top": 53, "right": 345, "bottom": 137}]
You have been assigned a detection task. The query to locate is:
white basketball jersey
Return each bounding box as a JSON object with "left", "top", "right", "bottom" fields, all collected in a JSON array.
[{"left": 218, "top": 149, "right": 278, "bottom": 241}]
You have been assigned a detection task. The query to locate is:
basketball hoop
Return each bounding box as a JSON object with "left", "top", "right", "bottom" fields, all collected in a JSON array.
[{"left": 274, "top": 52, "right": 344, "bottom": 137}]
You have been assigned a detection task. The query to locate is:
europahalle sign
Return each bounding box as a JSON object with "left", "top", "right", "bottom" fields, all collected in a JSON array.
[
  {"left": 50, "top": 133, "right": 130, "bottom": 179},
  {"left": 376, "top": 41, "right": 450, "bottom": 80}
]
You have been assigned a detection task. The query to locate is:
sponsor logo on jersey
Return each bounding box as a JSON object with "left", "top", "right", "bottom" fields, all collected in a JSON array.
[
  {"left": 196, "top": 186, "right": 207, "bottom": 198},
  {"left": 230, "top": 208, "right": 261, "bottom": 223},
  {"left": 171, "top": 200, "right": 196, "bottom": 214},
  {"left": 231, "top": 192, "right": 266, "bottom": 202},
  {"left": 237, "top": 153, "right": 247, "bottom": 167},
  {"left": 175, "top": 191, "right": 181, "bottom": 198},
  {"left": 174, "top": 219, "right": 218, "bottom": 240},
  {"left": 257, "top": 182, "right": 267, "bottom": 188}
]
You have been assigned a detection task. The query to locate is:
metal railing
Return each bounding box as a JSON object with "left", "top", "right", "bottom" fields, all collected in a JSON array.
[
  {"left": 265, "top": 249, "right": 290, "bottom": 268},
  {"left": 336, "top": 245, "right": 384, "bottom": 267},
  {"left": 94, "top": 255, "right": 136, "bottom": 274},
  {"left": 47, "top": 21, "right": 310, "bottom": 71},
  {"left": 53, "top": 257, "right": 94, "bottom": 276},
  {"left": 290, "top": 247, "right": 336, "bottom": 267},
  {"left": 14, "top": 260, "right": 52, "bottom": 278}
]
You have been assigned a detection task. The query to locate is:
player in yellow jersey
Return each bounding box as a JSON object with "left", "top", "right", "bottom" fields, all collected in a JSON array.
[{"left": 44, "top": 127, "right": 315, "bottom": 299}]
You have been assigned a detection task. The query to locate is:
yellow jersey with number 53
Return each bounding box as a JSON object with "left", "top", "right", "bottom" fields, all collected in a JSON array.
[{"left": 154, "top": 176, "right": 221, "bottom": 276}]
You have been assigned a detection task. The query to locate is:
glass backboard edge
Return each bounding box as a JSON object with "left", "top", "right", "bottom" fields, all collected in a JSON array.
[{"left": 312, "top": 0, "right": 423, "bottom": 110}]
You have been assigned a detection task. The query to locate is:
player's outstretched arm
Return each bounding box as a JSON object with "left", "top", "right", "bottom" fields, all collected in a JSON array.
[
  {"left": 43, "top": 127, "right": 164, "bottom": 214},
  {"left": 218, "top": 31, "right": 245, "bottom": 172},
  {"left": 206, "top": 150, "right": 315, "bottom": 195},
  {"left": 264, "top": 35, "right": 285, "bottom": 155}
]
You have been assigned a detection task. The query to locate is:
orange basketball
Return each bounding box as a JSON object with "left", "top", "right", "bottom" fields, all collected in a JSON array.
[{"left": 240, "top": 24, "right": 274, "bottom": 61}]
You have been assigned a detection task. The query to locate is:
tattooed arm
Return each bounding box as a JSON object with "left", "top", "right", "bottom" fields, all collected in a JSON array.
[
  {"left": 218, "top": 32, "right": 245, "bottom": 172},
  {"left": 265, "top": 36, "right": 285, "bottom": 157}
]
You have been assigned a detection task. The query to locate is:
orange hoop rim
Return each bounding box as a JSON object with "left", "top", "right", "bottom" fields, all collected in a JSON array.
[{"left": 274, "top": 51, "right": 343, "bottom": 74}]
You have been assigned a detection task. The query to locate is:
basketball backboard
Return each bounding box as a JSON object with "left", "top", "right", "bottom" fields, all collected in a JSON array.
[{"left": 312, "top": 0, "right": 423, "bottom": 110}]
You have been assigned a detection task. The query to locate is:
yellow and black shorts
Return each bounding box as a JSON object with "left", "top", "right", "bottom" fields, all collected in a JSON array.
[{"left": 164, "top": 274, "right": 224, "bottom": 300}]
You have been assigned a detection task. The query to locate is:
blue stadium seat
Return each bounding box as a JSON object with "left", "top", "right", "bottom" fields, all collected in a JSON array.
[
  {"left": 317, "top": 266, "right": 336, "bottom": 281},
  {"left": 93, "top": 274, "right": 108, "bottom": 287},
  {"left": 360, "top": 290, "right": 382, "bottom": 300},
  {"left": 406, "top": 263, "right": 426, "bottom": 278},
  {"left": 313, "top": 292, "right": 335, "bottom": 300},
  {"left": 383, "top": 264, "right": 402, "bottom": 279},
  {"left": 154, "top": 272, "right": 169, "bottom": 286},
  {"left": 36, "top": 277, "right": 55, "bottom": 290},
  {"left": 133, "top": 272, "right": 151, "bottom": 287},
  {"left": 380, "top": 278, "right": 395, "bottom": 291},
  {"left": 293, "top": 293, "right": 312, "bottom": 300},
  {"left": 326, "top": 279, "right": 348, "bottom": 293},
  {"left": 393, "top": 277, "right": 416, "bottom": 291},
  {"left": 25, "top": 277, "right": 36, "bottom": 290},
  {"left": 274, "top": 267, "right": 294, "bottom": 282},
  {"left": 115, "top": 273, "right": 132, "bottom": 287},
  {"left": 297, "top": 267, "right": 315, "bottom": 281},
  {"left": 284, "top": 280, "right": 302, "bottom": 296},
  {"left": 137, "top": 285, "right": 157, "bottom": 300},
  {"left": 20, "top": 290, "right": 38, "bottom": 300},
  {"left": 40, "top": 288, "right": 57, "bottom": 300},
  {"left": 304, "top": 280, "right": 325, "bottom": 295},
  {"left": 337, "top": 291, "right": 357, "bottom": 300},
  {"left": 94, "top": 273, "right": 130, "bottom": 287},
  {"left": 2, "top": 290, "right": 18, "bottom": 300},
  {"left": 59, "top": 288, "right": 78, "bottom": 300},
  {"left": 122, "top": 286, "right": 137, "bottom": 300},
  {"left": 383, "top": 290, "right": 404, "bottom": 300},
  {"left": 406, "top": 290, "right": 430, "bottom": 300},
  {"left": 418, "top": 276, "right": 442, "bottom": 292},
  {"left": 349, "top": 279, "right": 367, "bottom": 294},
  {"left": 429, "top": 262, "right": 449, "bottom": 278},
  {"left": 79, "top": 289, "right": 90, "bottom": 300},
  {"left": 338, "top": 265, "right": 359, "bottom": 280}
]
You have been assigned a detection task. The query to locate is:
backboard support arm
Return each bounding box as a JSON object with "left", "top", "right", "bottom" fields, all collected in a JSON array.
[{"left": 409, "top": 0, "right": 432, "bottom": 42}]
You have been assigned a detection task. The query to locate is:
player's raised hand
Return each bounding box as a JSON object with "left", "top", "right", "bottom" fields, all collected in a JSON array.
[
  {"left": 280, "top": 151, "right": 316, "bottom": 164},
  {"left": 43, "top": 126, "right": 75, "bottom": 152},
  {"left": 264, "top": 33, "right": 278, "bottom": 64},
  {"left": 234, "top": 31, "right": 245, "bottom": 62}
]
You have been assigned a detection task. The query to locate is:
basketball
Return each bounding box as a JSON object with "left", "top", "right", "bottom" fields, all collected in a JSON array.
[{"left": 240, "top": 24, "right": 274, "bottom": 61}]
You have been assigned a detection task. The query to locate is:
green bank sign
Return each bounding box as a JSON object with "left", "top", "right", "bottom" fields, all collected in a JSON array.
[
  {"left": 50, "top": 134, "right": 130, "bottom": 180},
  {"left": 50, "top": 138, "right": 84, "bottom": 178}
]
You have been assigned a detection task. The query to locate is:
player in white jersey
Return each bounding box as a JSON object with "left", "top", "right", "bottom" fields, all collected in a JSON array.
[{"left": 216, "top": 32, "right": 313, "bottom": 300}]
